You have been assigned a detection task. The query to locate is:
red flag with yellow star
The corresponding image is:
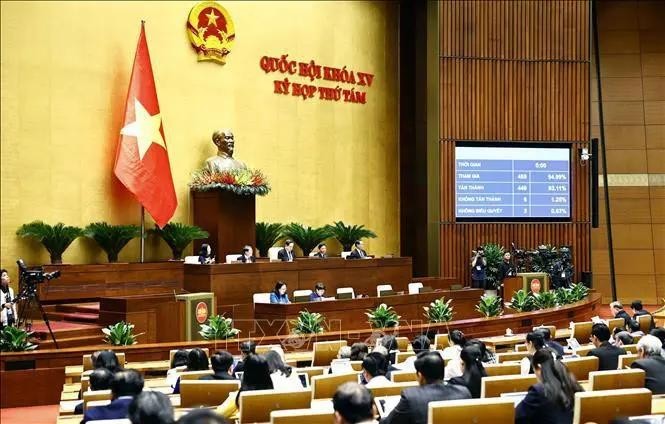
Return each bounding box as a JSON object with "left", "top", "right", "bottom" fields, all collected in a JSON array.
[{"left": 114, "top": 22, "right": 177, "bottom": 228}]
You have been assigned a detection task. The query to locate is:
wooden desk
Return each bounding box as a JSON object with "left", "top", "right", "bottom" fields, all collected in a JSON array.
[
  {"left": 254, "top": 289, "right": 483, "bottom": 336},
  {"left": 184, "top": 257, "right": 413, "bottom": 308}
]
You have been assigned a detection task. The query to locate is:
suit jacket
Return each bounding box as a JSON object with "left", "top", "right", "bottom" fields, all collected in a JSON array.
[
  {"left": 379, "top": 382, "right": 471, "bottom": 424},
  {"left": 314, "top": 252, "right": 327, "bottom": 259},
  {"left": 237, "top": 254, "right": 255, "bottom": 263},
  {"left": 515, "top": 383, "right": 574, "bottom": 424},
  {"left": 587, "top": 342, "right": 626, "bottom": 371},
  {"left": 277, "top": 248, "right": 295, "bottom": 262},
  {"left": 615, "top": 310, "right": 635, "bottom": 330},
  {"left": 631, "top": 356, "right": 665, "bottom": 394},
  {"left": 349, "top": 249, "right": 368, "bottom": 259},
  {"left": 200, "top": 372, "right": 236, "bottom": 381},
  {"left": 82, "top": 396, "right": 133, "bottom": 423},
  {"left": 546, "top": 340, "right": 565, "bottom": 358}
]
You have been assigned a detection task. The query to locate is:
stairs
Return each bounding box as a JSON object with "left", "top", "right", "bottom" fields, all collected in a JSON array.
[{"left": 31, "top": 303, "right": 103, "bottom": 349}]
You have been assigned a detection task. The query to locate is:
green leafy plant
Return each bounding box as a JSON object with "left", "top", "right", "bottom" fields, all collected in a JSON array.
[
  {"left": 84, "top": 222, "right": 141, "bottom": 263},
  {"left": 325, "top": 221, "right": 377, "bottom": 251},
  {"left": 290, "top": 310, "right": 325, "bottom": 334},
  {"left": 102, "top": 321, "right": 143, "bottom": 345},
  {"left": 569, "top": 283, "right": 589, "bottom": 302},
  {"left": 366, "top": 303, "right": 401, "bottom": 328},
  {"left": 476, "top": 294, "right": 503, "bottom": 317},
  {"left": 481, "top": 243, "right": 505, "bottom": 289},
  {"left": 199, "top": 314, "right": 240, "bottom": 340},
  {"left": 255, "top": 222, "right": 284, "bottom": 257},
  {"left": 16, "top": 221, "right": 83, "bottom": 264},
  {"left": 554, "top": 287, "right": 575, "bottom": 306},
  {"left": 149, "top": 222, "right": 209, "bottom": 260},
  {"left": 282, "top": 223, "right": 332, "bottom": 256},
  {"left": 511, "top": 289, "right": 536, "bottom": 312},
  {"left": 0, "top": 327, "right": 38, "bottom": 352},
  {"left": 533, "top": 291, "right": 558, "bottom": 310},
  {"left": 423, "top": 297, "right": 454, "bottom": 323}
]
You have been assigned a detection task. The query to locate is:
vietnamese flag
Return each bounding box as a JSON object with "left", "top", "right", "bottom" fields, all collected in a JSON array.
[{"left": 114, "top": 22, "right": 177, "bottom": 228}]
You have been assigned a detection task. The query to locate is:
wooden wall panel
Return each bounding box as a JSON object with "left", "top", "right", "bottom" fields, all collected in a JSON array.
[{"left": 438, "top": 0, "right": 591, "bottom": 284}]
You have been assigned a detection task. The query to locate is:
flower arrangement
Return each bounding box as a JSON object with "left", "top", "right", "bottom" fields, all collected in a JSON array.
[{"left": 189, "top": 168, "right": 271, "bottom": 196}]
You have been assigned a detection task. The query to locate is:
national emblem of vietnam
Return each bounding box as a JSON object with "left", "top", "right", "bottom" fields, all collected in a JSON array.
[{"left": 187, "top": 2, "right": 235, "bottom": 64}]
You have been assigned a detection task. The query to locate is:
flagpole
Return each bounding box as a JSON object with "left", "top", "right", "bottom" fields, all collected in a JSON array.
[{"left": 140, "top": 206, "right": 145, "bottom": 263}]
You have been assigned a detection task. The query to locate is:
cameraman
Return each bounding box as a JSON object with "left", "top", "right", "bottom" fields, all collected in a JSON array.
[
  {"left": 498, "top": 252, "right": 516, "bottom": 283},
  {"left": 1, "top": 269, "right": 17, "bottom": 328},
  {"left": 470, "top": 247, "right": 487, "bottom": 289}
]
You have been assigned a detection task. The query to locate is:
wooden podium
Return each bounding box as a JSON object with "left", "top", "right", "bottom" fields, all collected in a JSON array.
[{"left": 191, "top": 190, "right": 256, "bottom": 261}]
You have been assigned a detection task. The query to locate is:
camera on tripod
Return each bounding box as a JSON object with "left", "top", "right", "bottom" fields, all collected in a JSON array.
[{"left": 17, "top": 259, "right": 61, "bottom": 286}]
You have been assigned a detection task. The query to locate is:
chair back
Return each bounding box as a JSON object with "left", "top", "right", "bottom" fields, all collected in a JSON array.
[
  {"left": 496, "top": 351, "right": 529, "bottom": 363},
  {"left": 434, "top": 333, "right": 450, "bottom": 350},
  {"left": 621, "top": 344, "right": 638, "bottom": 354},
  {"left": 395, "top": 337, "right": 410, "bottom": 351},
  {"left": 270, "top": 409, "right": 334, "bottom": 424},
  {"left": 483, "top": 363, "right": 521, "bottom": 377},
  {"left": 184, "top": 256, "right": 199, "bottom": 264},
  {"left": 83, "top": 352, "right": 126, "bottom": 371},
  {"left": 169, "top": 348, "right": 210, "bottom": 365},
  {"left": 268, "top": 247, "right": 282, "bottom": 261},
  {"left": 376, "top": 284, "right": 394, "bottom": 297},
  {"left": 312, "top": 340, "right": 347, "bottom": 366},
  {"left": 561, "top": 356, "right": 599, "bottom": 381},
  {"left": 311, "top": 372, "right": 358, "bottom": 399},
  {"left": 571, "top": 321, "right": 593, "bottom": 343},
  {"left": 572, "top": 388, "right": 652, "bottom": 424},
  {"left": 390, "top": 370, "right": 417, "bottom": 382},
  {"left": 256, "top": 344, "right": 283, "bottom": 355},
  {"left": 607, "top": 317, "right": 626, "bottom": 333},
  {"left": 618, "top": 354, "right": 638, "bottom": 369},
  {"left": 82, "top": 389, "right": 112, "bottom": 411},
  {"left": 225, "top": 254, "right": 239, "bottom": 264},
  {"left": 588, "top": 368, "right": 645, "bottom": 391},
  {"left": 295, "top": 366, "right": 326, "bottom": 379},
  {"left": 408, "top": 282, "right": 423, "bottom": 294},
  {"left": 336, "top": 287, "right": 355, "bottom": 299},
  {"left": 341, "top": 251, "right": 352, "bottom": 259},
  {"left": 180, "top": 380, "right": 240, "bottom": 407},
  {"left": 481, "top": 374, "right": 537, "bottom": 398},
  {"left": 253, "top": 293, "right": 271, "bottom": 304},
  {"left": 533, "top": 325, "right": 556, "bottom": 338},
  {"left": 636, "top": 314, "right": 652, "bottom": 333},
  {"left": 429, "top": 398, "right": 515, "bottom": 423},
  {"left": 239, "top": 389, "right": 312, "bottom": 423},
  {"left": 179, "top": 370, "right": 214, "bottom": 380},
  {"left": 395, "top": 351, "right": 415, "bottom": 364},
  {"left": 293, "top": 289, "right": 312, "bottom": 298},
  {"left": 572, "top": 344, "right": 595, "bottom": 357},
  {"left": 368, "top": 381, "right": 417, "bottom": 397}
]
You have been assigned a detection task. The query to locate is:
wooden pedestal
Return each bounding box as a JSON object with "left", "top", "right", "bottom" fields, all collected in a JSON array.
[{"left": 191, "top": 190, "right": 256, "bottom": 261}]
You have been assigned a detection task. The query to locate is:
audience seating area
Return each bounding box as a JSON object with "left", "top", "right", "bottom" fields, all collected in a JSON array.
[{"left": 53, "top": 319, "right": 665, "bottom": 424}]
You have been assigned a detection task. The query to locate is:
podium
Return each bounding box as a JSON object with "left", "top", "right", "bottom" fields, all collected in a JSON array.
[
  {"left": 517, "top": 272, "right": 550, "bottom": 293},
  {"left": 191, "top": 189, "right": 256, "bottom": 260},
  {"left": 502, "top": 276, "right": 523, "bottom": 300},
  {"left": 175, "top": 292, "right": 215, "bottom": 341}
]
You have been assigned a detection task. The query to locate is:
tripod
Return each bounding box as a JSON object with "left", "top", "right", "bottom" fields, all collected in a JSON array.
[{"left": 16, "top": 278, "right": 59, "bottom": 349}]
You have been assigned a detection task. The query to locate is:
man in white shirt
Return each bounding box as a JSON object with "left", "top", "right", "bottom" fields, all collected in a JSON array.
[
  {"left": 397, "top": 335, "right": 430, "bottom": 371},
  {"left": 362, "top": 352, "right": 394, "bottom": 388}
]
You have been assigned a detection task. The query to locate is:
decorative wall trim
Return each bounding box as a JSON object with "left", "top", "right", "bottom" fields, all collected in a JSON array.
[{"left": 598, "top": 174, "right": 665, "bottom": 187}]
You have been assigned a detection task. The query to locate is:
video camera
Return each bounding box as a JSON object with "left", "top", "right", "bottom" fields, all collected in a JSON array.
[{"left": 17, "top": 259, "right": 61, "bottom": 285}]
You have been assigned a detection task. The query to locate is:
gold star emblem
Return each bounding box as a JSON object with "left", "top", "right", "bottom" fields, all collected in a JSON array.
[
  {"left": 205, "top": 9, "right": 219, "bottom": 27},
  {"left": 120, "top": 99, "right": 165, "bottom": 160}
]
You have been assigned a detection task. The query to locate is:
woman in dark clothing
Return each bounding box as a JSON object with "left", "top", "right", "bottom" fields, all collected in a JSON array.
[
  {"left": 173, "top": 348, "right": 209, "bottom": 394},
  {"left": 448, "top": 345, "right": 487, "bottom": 398},
  {"left": 515, "top": 348, "right": 583, "bottom": 424}
]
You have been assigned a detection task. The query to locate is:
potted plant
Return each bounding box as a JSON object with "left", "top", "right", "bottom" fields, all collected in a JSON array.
[
  {"left": 102, "top": 321, "right": 143, "bottom": 345},
  {"left": 84, "top": 222, "right": 141, "bottom": 263},
  {"left": 481, "top": 243, "right": 505, "bottom": 290},
  {"left": 0, "top": 327, "right": 38, "bottom": 352},
  {"left": 149, "top": 222, "right": 209, "bottom": 260},
  {"left": 510, "top": 289, "right": 536, "bottom": 312},
  {"left": 366, "top": 303, "right": 401, "bottom": 328},
  {"left": 476, "top": 294, "right": 503, "bottom": 317},
  {"left": 255, "top": 222, "right": 284, "bottom": 257},
  {"left": 199, "top": 314, "right": 240, "bottom": 340},
  {"left": 423, "top": 297, "right": 454, "bottom": 323},
  {"left": 325, "top": 221, "right": 377, "bottom": 252},
  {"left": 16, "top": 221, "right": 83, "bottom": 264},
  {"left": 290, "top": 310, "right": 325, "bottom": 334},
  {"left": 282, "top": 223, "right": 331, "bottom": 256},
  {"left": 569, "top": 283, "right": 589, "bottom": 302},
  {"left": 533, "top": 291, "right": 558, "bottom": 310},
  {"left": 554, "top": 287, "right": 575, "bottom": 306}
]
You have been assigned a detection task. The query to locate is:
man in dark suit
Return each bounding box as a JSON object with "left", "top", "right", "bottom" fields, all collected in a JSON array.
[
  {"left": 380, "top": 352, "right": 471, "bottom": 424},
  {"left": 587, "top": 323, "right": 626, "bottom": 371},
  {"left": 232, "top": 340, "right": 256, "bottom": 375},
  {"left": 74, "top": 367, "right": 114, "bottom": 414},
  {"left": 200, "top": 351, "right": 236, "bottom": 381},
  {"left": 348, "top": 240, "right": 369, "bottom": 259},
  {"left": 277, "top": 240, "right": 296, "bottom": 262},
  {"left": 82, "top": 369, "right": 144, "bottom": 423},
  {"left": 333, "top": 382, "right": 375, "bottom": 424},
  {"left": 610, "top": 301, "right": 636, "bottom": 330},
  {"left": 631, "top": 300, "right": 655, "bottom": 331},
  {"left": 237, "top": 245, "right": 255, "bottom": 263},
  {"left": 314, "top": 243, "right": 327, "bottom": 258},
  {"left": 631, "top": 334, "right": 665, "bottom": 394}
]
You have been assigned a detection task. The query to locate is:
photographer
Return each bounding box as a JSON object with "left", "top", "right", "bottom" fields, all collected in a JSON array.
[
  {"left": 0, "top": 269, "right": 17, "bottom": 328},
  {"left": 470, "top": 247, "right": 487, "bottom": 289},
  {"left": 498, "top": 252, "right": 516, "bottom": 283}
]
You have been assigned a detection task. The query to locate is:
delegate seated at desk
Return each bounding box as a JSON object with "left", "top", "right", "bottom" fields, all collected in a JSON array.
[
  {"left": 237, "top": 245, "right": 255, "bottom": 263},
  {"left": 270, "top": 281, "right": 290, "bottom": 304},
  {"left": 313, "top": 243, "right": 327, "bottom": 258},
  {"left": 348, "top": 240, "right": 370, "bottom": 259},
  {"left": 309, "top": 282, "right": 326, "bottom": 301},
  {"left": 277, "top": 240, "right": 296, "bottom": 262}
]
